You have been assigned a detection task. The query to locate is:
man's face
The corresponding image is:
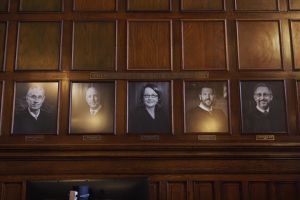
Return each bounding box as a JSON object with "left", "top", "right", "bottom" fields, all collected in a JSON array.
[
  {"left": 86, "top": 87, "right": 100, "bottom": 109},
  {"left": 143, "top": 87, "right": 159, "bottom": 108},
  {"left": 199, "top": 87, "right": 215, "bottom": 108},
  {"left": 253, "top": 86, "right": 273, "bottom": 110},
  {"left": 26, "top": 87, "right": 45, "bottom": 111}
]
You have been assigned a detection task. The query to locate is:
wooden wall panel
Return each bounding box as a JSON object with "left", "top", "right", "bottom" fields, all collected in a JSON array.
[
  {"left": 248, "top": 182, "right": 269, "bottom": 200},
  {"left": 74, "top": 0, "right": 116, "bottom": 11},
  {"left": 167, "top": 182, "right": 187, "bottom": 200},
  {"left": 127, "top": 0, "right": 170, "bottom": 11},
  {"left": 181, "top": 0, "right": 224, "bottom": 11},
  {"left": 237, "top": 20, "right": 282, "bottom": 70},
  {"left": 149, "top": 182, "right": 160, "bottom": 200},
  {"left": 289, "top": 0, "right": 300, "bottom": 10},
  {"left": 235, "top": 0, "right": 279, "bottom": 11},
  {"left": 275, "top": 182, "right": 298, "bottom": 200},
  {"left": 193, "top": 182, "right": 214, "bottom": 200},
  {"left": 0, "top": 0, "right": 8, "bottom": 11},
  {"left": 16, "top": 22, "right": 61, "bottom": 70},
  {"left": 182, "top": 20, "right": 227, "bottom": 70},
  {"left": 20, "top": 0, "right": 62, "bottom": 11},
  {"left": 290, "top": 21, "right": 300, "bottom": 69},
  {"left": 221, "top": 182, "right": 242, "bottom": 200},
  {"left": 3, "top": 183, "right": 22, "bottom": 200},
  {"left": 73, "top": 21, "right": 116, "bottom": 70},
  {"left": 0, "top": 23, "right": 6, "bottom": 70},
  {"left": 127, "top": 20, "right": 172, "bottom": 70}
]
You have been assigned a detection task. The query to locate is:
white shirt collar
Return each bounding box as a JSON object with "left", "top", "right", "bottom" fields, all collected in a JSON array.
[
  {"left": 28, "top": 108, "right": 40, "bottom": 120},
  {"left": 90, "top": 105, "right": 102, "bottom": 116},
  {"left": 256, "top": 105, "right": 270, "bottom": 113},
  {"left": 199, "top": 103, "right": 212, "bottom": 112}
]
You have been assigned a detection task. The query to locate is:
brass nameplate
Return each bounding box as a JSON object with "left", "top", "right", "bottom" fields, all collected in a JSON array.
[
  {"left": 140, "top": 135, "right": 160, "bottom": 141},
  {"left": 90, "top": 72, "right": 209, "bottom": 80},
  {"left": 256, "top": 135, "right": 275, "bottom": 141},
  {"left": 198, "top": 135, "right": 217, "bottom": 141},
  {"left": 83, "top": 135, "right": 102, "bottom": 141},
  {"left": 25, "top": 135, "right": 45, "bottom": 142}
]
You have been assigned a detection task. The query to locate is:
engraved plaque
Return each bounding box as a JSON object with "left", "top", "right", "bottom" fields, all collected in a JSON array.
[{"left": 256, "top": 135, "right": 275, "bottom": 141}]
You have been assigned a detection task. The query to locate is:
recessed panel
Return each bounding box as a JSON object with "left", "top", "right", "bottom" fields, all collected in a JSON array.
[
  {"left": 127, "top": 20, "right": 172, "bottom": 70},
  {"left": 237, "top": 20, "right": 282, "bottom": 70},
  {"left": 181, "top": 0, "right": 224, "bottom": 11},
  {"left": 167, "top": 182, "right": 187, "bottom": 200},
  {"left": 235, "top": 0, "right": 278, "bottom": 11},
  {"left": 291, "top": 21, "right": 300, "bottom": 69},
  {"left": 182, "top": 20, "right": 227, "bottom": 70},
  {"left": 127, "top": 0, "right": 170, "bottom": 11},
  {"left": 3, "top": 183, "right": 22, "bottom": 200},
  {"left": 248, "top": 182, "right": 269, "bottom": 200},
  {"left": 275, "top": 182, "right": 298, "bottom": 200},
  {"left": 0, "top": 0, "right": 8, "bottom": 11},
  {"left": 0, "top": 23, "right": 6, "bottom": 70},
  {"left": 20, "top": 0, "right": 62, "bottom": 11},
  {"left": 16, "top": 22, "right": 61, "bottom": 70},
  {"left": 221, "top": 182, "right": 241, "bottom": 200},
  {"left": 193, "top": 182, "right": 214, "bottom": 200},
  {"left": 289, "top": 0, "right": 300, "bottom": 10},
  {"left": 74, "top": 0, "right": 116, "bottom": 11},
  {"left": 73, "top": 21, "right": 116, "bottom": 70}
]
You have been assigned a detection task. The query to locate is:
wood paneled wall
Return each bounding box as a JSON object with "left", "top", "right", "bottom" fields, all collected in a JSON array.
[{"left": 0, "top": 0, "right": 300, "bottom": 199}]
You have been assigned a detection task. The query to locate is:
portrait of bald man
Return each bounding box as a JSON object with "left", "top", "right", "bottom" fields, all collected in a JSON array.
[
  {"left": 13, "top": 82, "right": 59, "bottom": 134},
  {"left": 70, "top": 82, "right": 115, "bottom": 134},
  {"left": 241, "top": 81, "right": 287, "bottom": 133}
]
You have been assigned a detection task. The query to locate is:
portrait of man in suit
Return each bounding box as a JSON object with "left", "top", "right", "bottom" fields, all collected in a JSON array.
[
  {"left": 13, "top": 82, "right": 59, "bottom": 134},
  {"left": 241, "top": 81, "right": 287, "bottom": 133},
  {"left": 70, "top": 82, "right": 115, "bottom": 134}
]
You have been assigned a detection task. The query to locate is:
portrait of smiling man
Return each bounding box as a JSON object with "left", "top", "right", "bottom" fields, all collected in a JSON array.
[
  {"left": 13, "top": 82, "right": 58, "bottom": 134},
  {"left": 241, "top": 81, "right": 287, "bottom": 133}
]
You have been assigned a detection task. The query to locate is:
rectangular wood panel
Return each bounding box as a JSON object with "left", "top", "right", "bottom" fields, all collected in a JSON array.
[
  {"left": 193, "top": 182, "right": 214, "bottom": 200},
  {"left": 0, "top": 0, "right": 8, "bottom": 11},
  {"left": 20, "top": 0, "right": 62, "bottom": 11},
  {"left": 167, "top": 182, "right": 187, "bottom": 200},
  {"left": 74, "top": 0, "right": 116, "bottom": 11},
  {"left": 127, "top": 0, "right": 170, "bottom": 11},
  {"left": 248, "top": 182, "right": 269, "bottom": 200},
  {"left": 181, "top": 0, "right": 224, "bottom": 11},
  {"left": 0, "top": 22, "right": 6, "bottom": 70},
  {"left": 235, "top": 0, "right": 278, "bottom": 11},
  {"left": 127, "top": 20, "right": 172, "bottom": 70},
  {"left": 221, "top": 182, "right": 242, "bottom": 200},
  {"left": 289, "top": 0, "right": 300, "bottom": 10},
  {"left": 149, "top": 182, "right": 160, "bottom": 200},
  {"left": 237, "top": 20, "right": 282, "bottom": 70},
  {"left": 16, "top": 22, "right": 61, "bottom": 70},
  {"left": 73, "top": 21, "right": 116, "bottom": 70},
  {"left": 275, "top": 182, "right": 298, "bottom": 200},
  {"left": 290, "top": 21, "right": 300, "bottom": 69},
  {"left": 182, "top": 20, "right": 227, "bottom": 70},
  {"left": 3, "top": 183, "right": 22, "bottom": 200}
]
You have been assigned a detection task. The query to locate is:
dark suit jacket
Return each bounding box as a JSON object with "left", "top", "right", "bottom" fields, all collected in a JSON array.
[{"left": 13, "top": 109, "right": 57, "bottom": 134}]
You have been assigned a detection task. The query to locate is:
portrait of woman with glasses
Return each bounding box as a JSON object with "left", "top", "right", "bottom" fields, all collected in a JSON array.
[{"left": 127, "top": 82, "right": 171, "bottom": 134}]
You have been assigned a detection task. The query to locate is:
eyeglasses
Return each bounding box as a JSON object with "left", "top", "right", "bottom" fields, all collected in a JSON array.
[
  {"left": 27, "top": 95, "right": 44, "bottom": 100},
  {"left": 254, "top": 93, "right": 272, "bottom": 98},
  {"left": 143, "top": 94, "right": 158, "bottom": 99}
]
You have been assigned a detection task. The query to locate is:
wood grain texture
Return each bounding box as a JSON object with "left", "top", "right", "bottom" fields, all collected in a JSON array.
[
  {"left": 2, "top": 183, "right": 22, "bottom": 200},
  {"left": 221, "top": 182, "right": 242, "bottom": 200},
  {"left": 73, "top": 21, "right": 116, "bottom": 70},
  {"left": 248, "top": 182, "right": 269, "bottom": 200},
  {"left": 193, "top": 182, "right": 214, "bottom": 200},
  {"left": 20, "top": 0, "right": 62, "bottom": 11},
  {"left": 182, "top": 20, "right": 227, "bottom": 70},
  {"left": 74, "top": 0, "right": 116, "bottom": 11},
  {"left": 167, "top": 182, "right": 187, "bottom": 200},
  {"left": 127, "top": 0, "right": 170, "bottom": 11},
  {"left": 275, "top": 182, "right": 298, "bottom": 200},
  {"left": 181, "top": 0, "right": 224, "bottom": 11},
  {"left": 289, "top": 0, "right": 300, "bottom": 10},
  {"left": 237, "top": 20, "right": 282, "bottom": 70},
  {"left": 0, "top": 0, "right": 8, "bottom": 11},
  {"left": 127, "top": 20, "right": 172, "bottom": 70},
  {"left": 16, "top": 22, "right": 61, "bottom": 70},
  {"left": 0, "top": 23, "right": 5, "bottom": 69},
  {"left": 291, "top": 21, "right": 300, "bottom": 69},
  {"left": 149, "top": 182, "right": 160, "bottom": 200},
  {"left": 235, "top": 0, "right": 278, "bottom": 11}
]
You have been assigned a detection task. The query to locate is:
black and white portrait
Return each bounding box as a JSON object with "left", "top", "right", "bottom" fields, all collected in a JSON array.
[
  {"left": 12, "top": 82, "right": 59, "bottom": 134},
  {"left": 240, "top": 81, "right": 287, "bottom": 133},
  {"left": 185, "top": 81, "right": 229, "bottom": 133},
  {"left": 127, "top": 81, "right": 171, "bottom": 134},
  {"left": 70, "top": 82, "right": 115, "bottom": 134}
]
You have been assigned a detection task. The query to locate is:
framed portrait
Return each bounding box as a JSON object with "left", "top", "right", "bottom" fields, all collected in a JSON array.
[
  {"left": 69, "top": 82, "right": 115, "bottom": 134},
  {"left": 240, "top": 80, "right": 287, "bottom": 134},
  {"left": 12, "top": 82, "right": 59, "bottom": 134},
  {"left": 127, "top": 81, "right": 172, "bottom": 134},
  {"left": 184, "top": 81, "right": 229, "bottom": 133}
]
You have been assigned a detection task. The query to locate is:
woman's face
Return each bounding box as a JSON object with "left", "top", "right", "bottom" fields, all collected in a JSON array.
[{"left": 143, "top": 87, "right": 159, "bottom": 108}]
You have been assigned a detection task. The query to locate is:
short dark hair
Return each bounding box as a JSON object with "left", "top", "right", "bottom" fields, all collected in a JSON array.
[
  {"left": 253, "top": 82, "right": 272, "bottom": 95},
  {"left": 139, "top": 83, "right": 162, "bottom": 105}
]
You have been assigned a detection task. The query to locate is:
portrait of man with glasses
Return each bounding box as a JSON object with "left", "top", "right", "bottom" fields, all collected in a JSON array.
[
  {"left": 241, "top": 81, "right": 287, "bottom": 133},
  {"left": 13, "top": 82, "right": 59, "bottom": 134},
  {"left": 127, "top": 82, "right": 171, "bottom": 134}
]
